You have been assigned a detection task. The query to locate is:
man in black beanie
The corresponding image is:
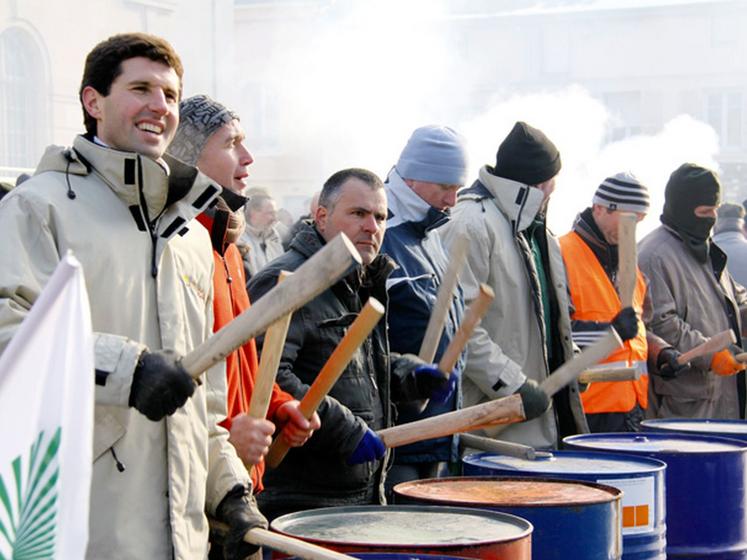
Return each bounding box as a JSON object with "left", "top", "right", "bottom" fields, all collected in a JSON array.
[
  {"left": 639, "top": 163, "right": 747, "bottom": 419},
  {"left": 442, "top": 122, "right": 637, "bottom": 449}
]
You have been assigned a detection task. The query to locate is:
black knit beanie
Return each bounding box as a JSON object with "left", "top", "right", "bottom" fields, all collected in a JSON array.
[
  {"left": 661, "top": 163, "right": 721, "bottom": 262},
  {"left": 491, "top": 121, "right": 562, "bottom": 185}
]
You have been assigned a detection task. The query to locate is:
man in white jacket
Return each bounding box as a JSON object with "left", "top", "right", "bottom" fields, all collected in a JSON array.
[
  {"left": 0, "top": 33, "right": 264, "bottom": 559},
  {"left": 442, "top": 121, "right": 636, "bottom": 449}
]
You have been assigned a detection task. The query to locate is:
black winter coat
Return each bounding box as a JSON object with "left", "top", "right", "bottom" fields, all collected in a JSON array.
[{"left": 247, "top": 223, "right": 396, "bottom": 517}]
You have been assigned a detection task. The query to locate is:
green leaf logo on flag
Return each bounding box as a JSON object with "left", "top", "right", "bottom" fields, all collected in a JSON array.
[{"left": 0, "top": 428, "right": 60, "bottom": 560}]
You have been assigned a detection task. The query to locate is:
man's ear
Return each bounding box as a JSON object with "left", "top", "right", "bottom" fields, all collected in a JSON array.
[
  {"left": 315, "top": 205, "right": 328, "bottom": 233},
  {"left": 81, "top": 86, "right": 104, "bottom": 122}
]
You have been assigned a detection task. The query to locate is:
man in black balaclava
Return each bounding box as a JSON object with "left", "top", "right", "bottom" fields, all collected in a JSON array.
[{"left": 639, "top": 163, "right": 747, "bottom": 419}]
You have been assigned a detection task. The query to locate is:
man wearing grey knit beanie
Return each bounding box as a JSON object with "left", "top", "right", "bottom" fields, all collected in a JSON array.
[
  {"left": 168, "top": 94, "right": 319, "bottom": 560},
  {"left": 559, "top": 172, "right": 685, "bottom": 432}
]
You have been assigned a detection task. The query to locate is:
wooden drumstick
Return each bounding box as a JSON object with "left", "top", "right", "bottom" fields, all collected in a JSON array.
[
  {"left": 265, "top": 298, "right": 385, "bottom": 468},
  {"left": 677, "top": 329, "right": 736, "bottom": 365},
  {"left": 419, "top": 230, "right": 470, "bottom": 363},
  {"left": 247, "top": 271, "right": 292, "bottom": 421},
  {"left": 209, "top": 520, "right": 357, "bottom": 560},
  {"left": 617, "top": 212, "right": 638, "bottom": 307},
  {"left": 578, "top": 367, "right": 640, "bottom": 384},
  {"left": 460, "top": 432, "right": 552, "bottom": 461},
  {"left": 437, "top": 284, "right": 494, "bottom": 374},
  {"left": 181, "top": 233, "right": 360, "bottom": 379}
]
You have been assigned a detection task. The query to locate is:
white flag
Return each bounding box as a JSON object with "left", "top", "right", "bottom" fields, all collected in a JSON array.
[{"left": 0, "top": 253, "right": 94, "bottom": 559}]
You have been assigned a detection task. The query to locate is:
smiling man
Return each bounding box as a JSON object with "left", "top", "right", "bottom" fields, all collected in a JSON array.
[
  {"left": 247, "top": 168, "right": 456, "bottom": 519},
  {"left": 0, "top": 34, "right": 266, "bottom": 559}
]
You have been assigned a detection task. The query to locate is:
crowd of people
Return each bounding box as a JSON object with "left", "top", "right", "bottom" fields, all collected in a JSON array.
[{"left": 0, "top": 31, "right": 746, "bottom": 560}]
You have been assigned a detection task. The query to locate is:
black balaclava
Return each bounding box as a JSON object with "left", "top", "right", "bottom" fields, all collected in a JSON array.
[{"left": 661, "top": 163, "right": 721, "bottom": 263}]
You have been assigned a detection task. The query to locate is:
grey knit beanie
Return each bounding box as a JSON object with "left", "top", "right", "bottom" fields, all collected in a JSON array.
[
  {"left": 395, "top": 125, "right": 468, "bottom": 186},
  {"left": 592, "top": 171, "right": 650, "bottom": 214},
  {"left": 168, "top": 94, "right": 239, "bottom": 166}
]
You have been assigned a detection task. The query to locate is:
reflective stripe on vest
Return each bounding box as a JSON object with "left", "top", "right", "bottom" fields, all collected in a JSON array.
[{"left": 559, "top": 230, "right": 649, "bottom": 413}]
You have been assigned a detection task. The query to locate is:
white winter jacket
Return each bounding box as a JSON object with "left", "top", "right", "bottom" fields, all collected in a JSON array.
[{"left": 0, "top": 136, "right": 251, "bottom": 559}]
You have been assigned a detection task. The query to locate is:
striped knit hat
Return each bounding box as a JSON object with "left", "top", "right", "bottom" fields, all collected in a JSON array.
[{"left": 592, "top": 171, "right": 650, "bottom": 214}]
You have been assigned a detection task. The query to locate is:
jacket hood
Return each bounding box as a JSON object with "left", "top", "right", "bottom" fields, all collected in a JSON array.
[
  {"left": 461, "top": 165, "right": 544, "bottom": 233},
  {"left": 36, "top": 135, "right": 222, "bottom": 224},
  {"left": 385, "top": 168, "right": 449, "bottom": 235}
]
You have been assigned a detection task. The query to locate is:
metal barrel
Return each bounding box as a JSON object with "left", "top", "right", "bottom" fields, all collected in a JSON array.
[
  {"left": 642, "top": 418, "right": 747, "bottom": 444},
  {"left": 393, "top": 476, "right": 622, "bottom": 560},
  {"left": 270, "top": 505, "right": 532, "bottom": 560},
  {"left": 287, "top": 555, "right": 473, "bottom": 560},
  {"left": 564, "top": 432, "right": 747, "bottom": 559},
  {"left": 462, "top": 450, "right": 666, "bottom": 560}
]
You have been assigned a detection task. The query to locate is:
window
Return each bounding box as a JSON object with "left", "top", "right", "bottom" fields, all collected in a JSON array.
[
  {"left": 707, "top": 91, "right": 742, "bottom": 149},
  {"left": 0, "top": 28, "right": 48, "bottom": 168},
  {"left": 602, "top": 91, "right": 643, "bottom": 142}
]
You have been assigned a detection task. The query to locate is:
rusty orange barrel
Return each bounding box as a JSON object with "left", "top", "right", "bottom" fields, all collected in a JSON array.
[
  {"left": 394, "top": 477, "right": 622, "bottom": 560},
  {"left": 270, "top": 505, "right": 532, "bottom": 559}
]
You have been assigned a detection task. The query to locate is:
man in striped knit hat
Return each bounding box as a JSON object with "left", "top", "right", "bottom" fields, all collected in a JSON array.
[{"left": 559, "top": 172, "right": 686, "bottom": 431}]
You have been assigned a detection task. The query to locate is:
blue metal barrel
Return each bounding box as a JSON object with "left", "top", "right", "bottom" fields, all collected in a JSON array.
[
  {"left": 642, "top": 418, "right": 747, "bottom": 444},
  {"left": 564, "top": 432, "right": 747, "bottom": 559},
  {"left": 393, "top": 476, "right": 622, "bottom": 560},
  {"left": 462, "top": 450, "right": 666, "bottom": 560},
  {"left": 287, "top": 555, "right": 473, "bottom": 560}
]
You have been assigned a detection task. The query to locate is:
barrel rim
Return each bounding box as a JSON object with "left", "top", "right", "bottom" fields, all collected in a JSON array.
[
  {"left": 564, "top": 431, "right": 747, "bottom": 453},
  {"left": 642, "top": 418, "right": 747, "bottom": 435},
  {"left": 270, "top": 504, "right": 534, "bottom": 547},
  {"left": 462, "top": 449, "right": 667, "bottom": 474},
  {"left": 393, "top": 476, "right": 623, "bottom": 508}
]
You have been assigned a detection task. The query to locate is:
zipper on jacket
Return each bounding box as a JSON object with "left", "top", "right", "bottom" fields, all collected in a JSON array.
[{"left": 109, "top": 446, "right": 126, "bottom": 472}]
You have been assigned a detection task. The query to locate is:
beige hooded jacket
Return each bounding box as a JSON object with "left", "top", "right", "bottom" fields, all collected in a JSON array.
[{"left": 0, "top": 136, "right": 251, "bottom": 559}]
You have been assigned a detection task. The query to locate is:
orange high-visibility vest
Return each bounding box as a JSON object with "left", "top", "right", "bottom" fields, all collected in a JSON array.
[{"left": 559, "top": 231, "right": 648, "bottom": 413}]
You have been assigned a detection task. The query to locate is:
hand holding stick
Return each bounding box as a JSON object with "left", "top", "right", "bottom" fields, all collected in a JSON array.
[
  {"left": 265, "top": 298, "right": 385, "bottom": 468},
  {"left": 678, "top": 329, "right": 736, "bottom": 365}
]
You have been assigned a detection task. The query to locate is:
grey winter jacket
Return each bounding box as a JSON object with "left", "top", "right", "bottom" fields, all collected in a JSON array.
[
  {"left": 441, "top": 166, "right": 588, "bottom": 449},
  {"left": 639, "top": 225, "right": 747, "bottom": 418}
]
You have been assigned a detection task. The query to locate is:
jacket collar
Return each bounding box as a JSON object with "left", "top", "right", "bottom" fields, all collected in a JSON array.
[
  {"left": 472, "top": 165, "right": 545, "bottom": 233},
  {"left": 384, "top": 169, "right": 449, "bottom": 236},
  {"left": 45, "top": 136, "right": 222, "bottom": 239},
  {"left": 573, "top": 207, "right": 618, "bottom": 276}
]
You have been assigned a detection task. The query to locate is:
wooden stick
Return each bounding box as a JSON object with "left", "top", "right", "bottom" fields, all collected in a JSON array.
[
  {"left": 461, "top": 432, "right": 551, "bottom": 460},
  {"left": 418, "top": 231, "right": 470, "bottom": 363},
  {"left": 677, "top": 329, "right": 736, "bottom": 365},
  {"left": 378, "top": 327, "right": 624, "bottom": 450},
  {"left": 377, "top": 394, "right": 524, "bottom": 449},
  {"left": 736, "top": 352, "right": 747, "bottom": 363},
  {"left": 265, "top": 298, "right": 385, "bottom": 468},
  {"left": 540, "top": 329, "right": 624, "bottom": 397},
  {"left": 247, "top": 271, "right": 292, "bottom": 421},
  {"left": 181, "top": 233, "right": 360, "bottom": 378},
  {"left": 438, "top": 284, "right": 494, "bottom": 374},
  {"left": 617, "top": 212, "right": 638, "bottom": 307},
  {"left": 578, "top": 367, "right": 640, "bottom": 384},
  {"left": 209, "top": 520, "right": 357, "bottom": 560}
]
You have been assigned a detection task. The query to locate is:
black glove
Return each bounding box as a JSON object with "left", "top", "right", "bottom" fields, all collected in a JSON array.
[
  {"left": 215, "top": 484, "right": 268, "bottom": 560},
  {"left": 655, "top": 347, "right": 687, "bottom": 379},
  {"left": 611, "top": 307, "right": 638, "bottom": 342},
  {"left": 516, "top": 379, "right": 550, "bottom": 421},
  {"left": 128, "top": 349, "right": 195, "bottom": 421}
]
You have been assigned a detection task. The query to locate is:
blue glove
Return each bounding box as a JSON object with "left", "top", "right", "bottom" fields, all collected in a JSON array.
[
  {"left": 346, "top": 428, "right": 386, "bottom": 465},
  {"left": 415, "top": 365, "right": 458, "bottom": 404}
]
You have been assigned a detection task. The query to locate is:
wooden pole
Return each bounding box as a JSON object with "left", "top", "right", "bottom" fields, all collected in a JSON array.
[
  {"left": 578, "top": 367, "right": 640, "bottom": 384},
  {"left": 265, "top": 298, "right": 385, "bottom": 468},
  {"left": 246, "top": 271, "right": 292, "bottom": 421},
  {"left": 617, "top": 212, "right": 638, "bottom": 307},
  {"left": 678, "top": 329, "right": 737, "bottom": 365},
  {"left": 418, "top": 231, "right": 470, "bottom": 363},
  {"left": 181, "top": 233, "right": 360, "bottom": 378},
  {"left": 377, "top": 394, "right": 525, "bottom": 449},
  {"left": 209, "top": 520, "right": 357, "bottom": 560},
  {"left": 437, "top": 284, "right": 494, "bottom": 374},
  {"left": 460, "top": 432, "right": 551, "bottom": 460}
]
